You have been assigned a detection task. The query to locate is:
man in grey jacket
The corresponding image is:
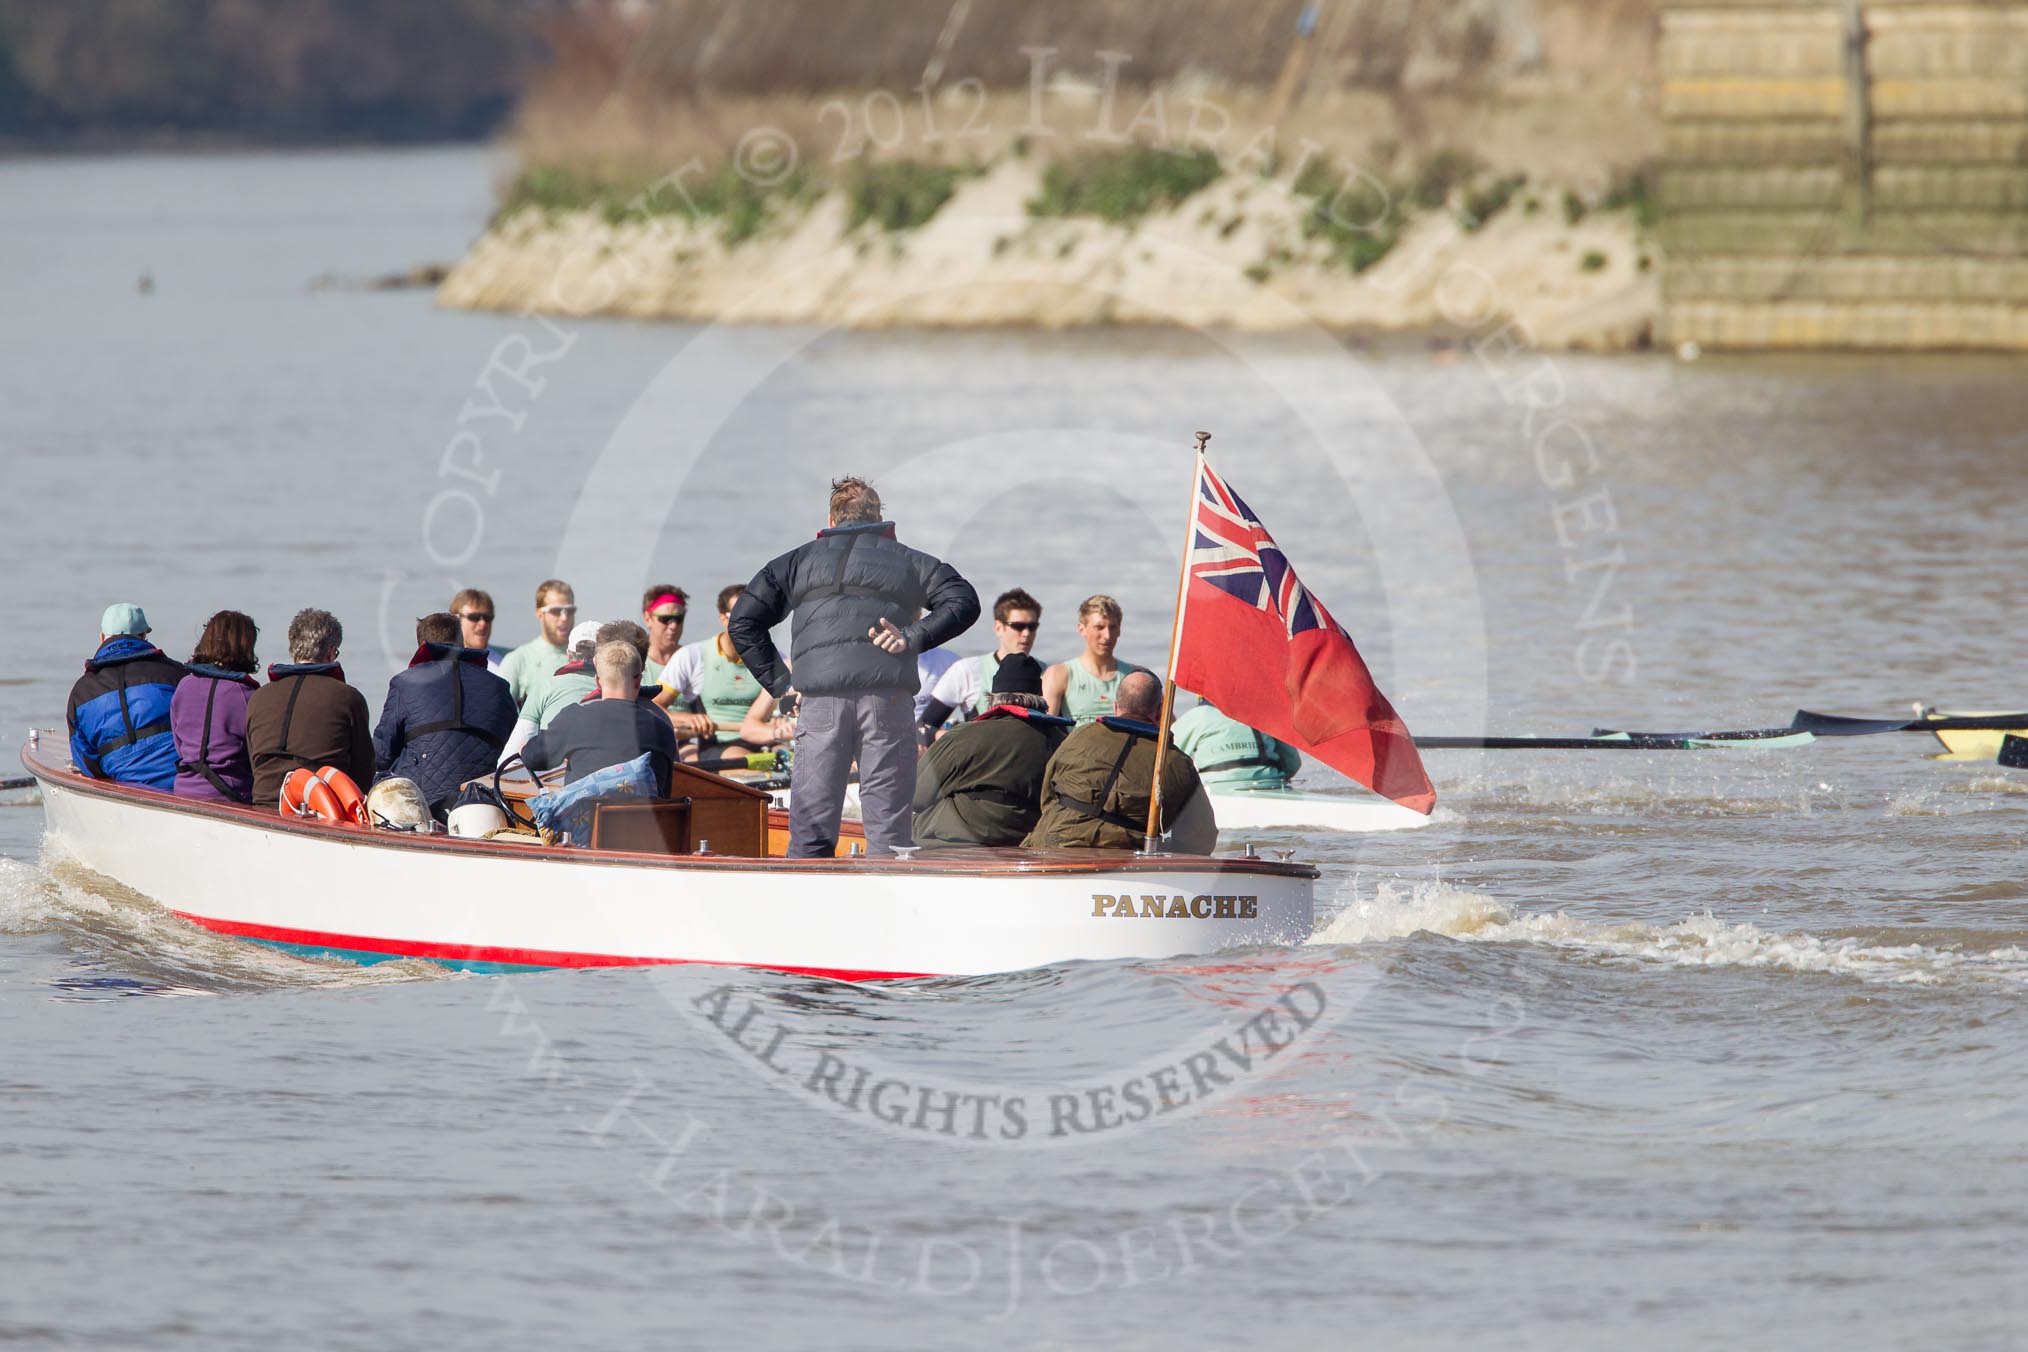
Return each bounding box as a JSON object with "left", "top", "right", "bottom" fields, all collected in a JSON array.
[{"left": 729, "top": 476, "right": 981, "bottom": 858}]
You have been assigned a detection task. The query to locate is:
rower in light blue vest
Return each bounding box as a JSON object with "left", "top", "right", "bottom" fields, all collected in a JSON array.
[
  {"left": 1172, "top": 699, "right": 1302, "bottom": 789},
  {"left": 1044, "top": 594, "right": 1149, "bottom": 724}
]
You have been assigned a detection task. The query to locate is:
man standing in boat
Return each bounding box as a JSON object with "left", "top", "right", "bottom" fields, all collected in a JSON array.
[
  {"left": 1042, "top": 595, "right": 1148, "bottom": 724},
  {"left": 729, "top": 476, "right": 980, "bottom": 858}
]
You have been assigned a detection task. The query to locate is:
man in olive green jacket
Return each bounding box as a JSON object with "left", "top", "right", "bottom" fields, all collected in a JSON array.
[
  {"left": 1023, "top": 671, "right": 1218, "bottom": 854},
  {"left": 913, "top": 655, "right": 1071, "bottom": 848}
]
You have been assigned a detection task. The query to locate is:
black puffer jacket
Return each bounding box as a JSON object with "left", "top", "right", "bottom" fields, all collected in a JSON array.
[{"left": 729, "top": 521, "right": 980, "bottom": 697}]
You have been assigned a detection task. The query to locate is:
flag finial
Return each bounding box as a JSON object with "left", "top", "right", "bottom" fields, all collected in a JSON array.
[{"left": 1194, "top": 431, "right": 1211, "bottom": 452}]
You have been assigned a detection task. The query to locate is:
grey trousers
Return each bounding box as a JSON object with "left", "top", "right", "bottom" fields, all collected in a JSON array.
[{"left": 788, "top": 690, "right": 918, "bottom": 859}]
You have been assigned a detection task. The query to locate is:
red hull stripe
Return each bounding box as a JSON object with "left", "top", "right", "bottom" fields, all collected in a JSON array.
[{"left": 172, "top": 912, "right": 935, "bottom": 982}]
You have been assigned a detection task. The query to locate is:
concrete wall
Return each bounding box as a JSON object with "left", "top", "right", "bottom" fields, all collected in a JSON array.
[{"left": 1661, "top": 0, "right": 2028, "bottom": 348}]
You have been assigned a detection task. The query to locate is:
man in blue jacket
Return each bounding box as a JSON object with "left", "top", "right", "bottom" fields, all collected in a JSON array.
[
  {"left": 729, "top": 476, "right": 980, "bottom": 858},
  {"left": 373, "top": 612, "right": 517, "bottom": 816},
  {"left": 67, "top": 602, "right": 187, "bottom": 791}
]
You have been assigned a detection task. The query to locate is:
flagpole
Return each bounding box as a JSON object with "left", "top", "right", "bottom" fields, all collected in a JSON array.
[{"left": 1143, "top": 430, "right": 1209, "bottom": 851}]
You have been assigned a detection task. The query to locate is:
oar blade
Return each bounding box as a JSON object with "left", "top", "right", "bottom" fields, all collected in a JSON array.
[
  {"left": 1998, "top": 735, "right": 2028, "bottom": 769},
  {"left": 1789, "top": 710, "right": 1916, "bottom": 736},
  {"left": 1593, "top": 726, "right": 1809, "bottom": 743}
]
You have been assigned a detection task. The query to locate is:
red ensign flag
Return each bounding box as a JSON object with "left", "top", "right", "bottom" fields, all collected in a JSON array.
[{"left": 1170, "top": 459, "right": 1435, "bottom": 814}]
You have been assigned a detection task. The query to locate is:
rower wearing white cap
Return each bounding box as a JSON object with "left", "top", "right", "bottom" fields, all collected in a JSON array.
[{"left": 499, "top": 618, "right": 602, "bottom": 763}]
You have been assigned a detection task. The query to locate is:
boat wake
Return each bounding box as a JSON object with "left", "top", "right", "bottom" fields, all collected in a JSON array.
[
  {"left": 0, "top": 850, "right": 453, "bottom": 996},
  {"left": 1311, "top": 881, "right": 2028, "bottom": 988}
]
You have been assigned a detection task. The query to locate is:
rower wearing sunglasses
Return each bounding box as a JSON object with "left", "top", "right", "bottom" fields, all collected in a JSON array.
[
  {"left": 638, "top": 583, "right": 688, "bottom": 689},
  {"left": 654, "top": 584, "right": 792, "bottom": 770},
  {"left": 496, "top": 578, "right": 577, "bottom": 712},
  {"left": 917, "top": 587, "right": 1045, "bottom": 737},
  {"left": 449, "top": 588, "right": 509, "bottom": 673}
]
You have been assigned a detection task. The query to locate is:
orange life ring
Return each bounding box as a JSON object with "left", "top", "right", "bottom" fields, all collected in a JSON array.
[{"left": 279, "top": 766, "right": 368, "bottom": 826}]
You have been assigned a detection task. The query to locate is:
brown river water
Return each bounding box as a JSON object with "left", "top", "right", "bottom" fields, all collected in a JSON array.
[{"left": 1, "top": 146, "right": 2025, "bottom": 1349}]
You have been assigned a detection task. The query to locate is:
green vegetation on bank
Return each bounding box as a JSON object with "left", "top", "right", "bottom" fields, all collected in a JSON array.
[
  {"left": 496, "top": 140, "right": 1649, "bottom": 293},
  {"left": 1028, "top": 146, "right": 1222, "bottom": 224},
  {"left": 496, "top": 162, "right": 816, "bottom": 245},
  {"left": 846, "top": 160, "right": 978, "bottom": 233},
  {"left": 1293, "top": 159, "right": 1402, "bottom": 273}
]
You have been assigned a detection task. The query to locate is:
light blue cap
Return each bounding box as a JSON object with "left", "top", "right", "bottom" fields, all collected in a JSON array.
[{"left": 100, "top": 602, "right": 150, "bottom": 637}]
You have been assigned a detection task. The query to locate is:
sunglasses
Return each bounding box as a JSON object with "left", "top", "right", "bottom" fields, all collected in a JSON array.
[
  {"left": 1002, "top": 620, "right": 1040, "bottom": 632},
  {"left": 541, "top": 605, "right": 578, "bottom": 618},
  {"left": 460, "top": 612, "right": 494, "bottom": 623},
  {"left": 650, "top": 611, "right": 687, "bottom": 624}
]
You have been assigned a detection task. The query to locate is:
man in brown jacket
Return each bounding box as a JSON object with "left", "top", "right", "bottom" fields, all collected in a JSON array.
[
  {"left": 245, "top": 608, "right": 376, "bottom": 807},
  {"left": 1023, "top": 671, "right": 1218, "bottom": 854}
]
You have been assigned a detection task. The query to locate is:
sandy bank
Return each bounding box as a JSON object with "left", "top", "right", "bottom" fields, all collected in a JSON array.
[{"left": 438, "top": 158, "right": 1657, "bottom": 349}]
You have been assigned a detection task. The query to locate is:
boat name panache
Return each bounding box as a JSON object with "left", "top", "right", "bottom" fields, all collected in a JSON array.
[{"left": 1091, "top": 893, "right": 1258, "bottom": 919}]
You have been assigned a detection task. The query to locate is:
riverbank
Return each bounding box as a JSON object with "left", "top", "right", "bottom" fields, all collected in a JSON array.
[{"left": 438, "top": 149, "right": 1658, "bottom": 348}]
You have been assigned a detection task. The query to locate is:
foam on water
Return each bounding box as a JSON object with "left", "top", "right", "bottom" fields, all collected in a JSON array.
[
  {"left": 1311, "top": 879, "right": 2028, "bottom": 988},
  {"left": 0, "top": 849, "right": 450, "bottom": 995}
]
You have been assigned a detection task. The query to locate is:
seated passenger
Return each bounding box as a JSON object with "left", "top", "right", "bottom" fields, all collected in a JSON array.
[
  {"left": 1022, "top": 671, "right": 1217, "bottom": 854},
  {"left": 595, "top": 621, "right": 663, "bottom": 708},
  {"left": 912, "top": 654, "right": 1071, "bottom": 848},
  {"left": 171, "top": 609, "right": 261, "bottom": 803},
  {"left": 245, "top": 608, "right": 376, "bottom": 808},
  {"left": 1171, "top": 698, "right": 1303, "bottom": 790},
  {"left": 655, "top": 584, "right": 790, "bottom": 769},
  {"left": 68, "top": 602, "right": 186, "bottom": 791},
  {"left": 521, "top": 641, "right": 679, "bottom": 797},
  {"left": 373, "top": 611, "right": 517, "bottom": 815}
]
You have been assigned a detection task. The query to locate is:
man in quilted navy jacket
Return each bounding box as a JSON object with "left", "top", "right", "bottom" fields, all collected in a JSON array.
[
  {"left": 67, "top": 602, "right": 186, "bottom": 792},
  {"left": 373, "top": 612, "right": 517, "bottom": 816},
  {"left": 729, "top": 476, "right": 979, "bottom": 858}
]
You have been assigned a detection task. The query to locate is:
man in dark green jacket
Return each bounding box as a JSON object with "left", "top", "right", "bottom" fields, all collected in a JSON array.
[
  {"left": 1023, "top": 671, "right": 1218, "bottom": 855},
  {"left": 912, "top": 655, "right": 1070, "bottom": 848}
]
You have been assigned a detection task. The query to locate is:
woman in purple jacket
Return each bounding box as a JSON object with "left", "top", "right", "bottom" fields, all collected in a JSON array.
[{"left": 170, "top": 611, "right": 261, "bottom": 803}]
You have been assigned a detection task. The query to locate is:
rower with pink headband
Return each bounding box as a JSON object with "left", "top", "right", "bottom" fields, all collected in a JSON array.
[{"left": 638, "top": 584, "right": 690, "bottom": 690}]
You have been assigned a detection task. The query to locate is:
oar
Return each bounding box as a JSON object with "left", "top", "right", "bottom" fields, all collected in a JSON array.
[
  {"left": 1415, "top": 732, "right": 1813, "bottom": 751},
  {"left": 1791, "top": 708, "right": 2028, "bottom": 735},
  {"left": 1591, "top": 725, "right": 1806, "bottom": 743},
  {"left": 1999, "top": 735, "right": 2028, "bottom": 769},
  {"left": 1789, "top": 710, "right": 1921, "bottom": 736}
]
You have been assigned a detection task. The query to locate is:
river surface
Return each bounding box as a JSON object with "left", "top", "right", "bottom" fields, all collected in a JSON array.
[{"left": 3, "top": 147, "right": 2026, "bottom": 1349}]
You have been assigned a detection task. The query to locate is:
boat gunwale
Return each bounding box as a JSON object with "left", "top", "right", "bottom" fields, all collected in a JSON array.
[{"left": 20, "top": 739, "right": 1320, "bottom": 881}]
